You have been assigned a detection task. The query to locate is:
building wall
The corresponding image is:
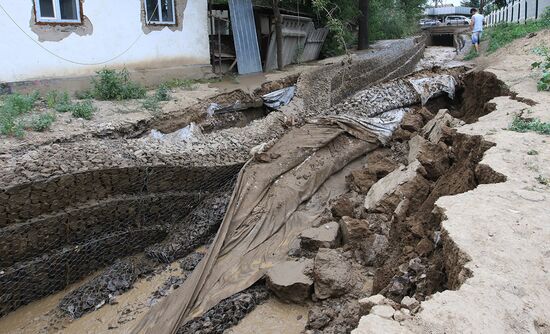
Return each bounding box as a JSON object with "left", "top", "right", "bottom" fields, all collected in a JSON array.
[
  {"left": 487, "top": 0, "right": 550, "bottom": 25},
  {"left": 0, "top": 0, "right": 210, "bottom": 85}
]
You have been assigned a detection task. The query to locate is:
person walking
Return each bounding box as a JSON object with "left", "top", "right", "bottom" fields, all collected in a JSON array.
[{"left": 470, "top": 8, "right": 484, "bottom": 53}]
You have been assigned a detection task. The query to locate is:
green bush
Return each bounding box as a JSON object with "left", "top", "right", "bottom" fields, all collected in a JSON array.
[
  {"left": 91, "top": 68, "right": 146, "bottom": 100},
  {"left": 70, "top": 100, "right": 96, "bottom": 120},
  {"left": 531, "top": 46, "right": 550, "bottom": 91},
  {"left": 155, "top": 84, "right": 171, "bottom": 101},
  {"left": 30, "top": 112, "right": 56, "bottom": 132}
]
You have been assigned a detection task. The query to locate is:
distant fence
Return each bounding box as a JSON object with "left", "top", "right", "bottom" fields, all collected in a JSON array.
[{"left": 486, "top": 0, "right": 550, "bottom": 26}]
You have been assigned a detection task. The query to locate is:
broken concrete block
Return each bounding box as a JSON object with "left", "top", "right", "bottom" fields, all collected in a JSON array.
[
  {"left": 300, "top": 222, "right": 341, "bottom": 251},
  {"left": 370, "top": 305, "right": 395, "bottom": 319},
  {"left": 422, "top": 109, "right": 459, "bottom": 144},
  {"left": 401, "top": 112, "right": 424, "bottom": 133},
  {"left": 347, "top": 169, "right": 378, "bottom": 194},
  {"left": 393, "top": 308, "right": 412, "bottom": 322},
  {"left": 266, "top": 259, "right": 313, "bottom": 303},
  {"left": 313, "top": 249, "right": 352, "bottom": 299},
  {"left": 358, "top": 294, "right": 387, "bottom": 315},
  {"left": 401, "top": 296, "right": 420, "bottom": 310},
  {"left": 408, "top": 135, "right": 450, "bottom": 180},
  {"left": 364, "top": 161, "right": 430, "bottom": 213}
]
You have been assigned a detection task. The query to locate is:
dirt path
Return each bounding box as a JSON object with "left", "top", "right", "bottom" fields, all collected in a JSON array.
[{"left": 354, "top": 31, "right": 550, "bottom": 334}]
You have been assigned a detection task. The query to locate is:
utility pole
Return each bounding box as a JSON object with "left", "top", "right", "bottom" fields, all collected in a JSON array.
[
  {"left": 272, "top": 0, "right": 284, "bottom": 70},
  {"left": 358, "top": 0, "right": 369, "bottom": 50}
]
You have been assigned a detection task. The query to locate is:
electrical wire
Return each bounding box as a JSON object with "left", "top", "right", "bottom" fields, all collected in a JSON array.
[{"left": 0, "top": 2, "right": 160, "bottom": 66}]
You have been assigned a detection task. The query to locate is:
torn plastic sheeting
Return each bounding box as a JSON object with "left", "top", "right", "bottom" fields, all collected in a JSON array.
[
  {"left": 262, "top": 86, "right": 296, "bottom": 110},
  {"left": 131, "top": 113, "right": 403, "bottom": 334},
  {"left": 409, "top": 74, "right": 457, "bottom": 106},
  {"left": 147, "top": 123, "right": 204, "bottom": 144}
]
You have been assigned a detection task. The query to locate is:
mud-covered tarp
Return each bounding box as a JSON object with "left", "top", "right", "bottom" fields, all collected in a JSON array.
[
  {"left": 130, "top": 109, "right": 407, "bottom": 334},
  {"left": 131, "top": 73, "right": 460, "bottom": 334}
]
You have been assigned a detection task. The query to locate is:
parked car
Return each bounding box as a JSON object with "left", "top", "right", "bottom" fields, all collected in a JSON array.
[
  {"left": 420, "top": 19, "right": 441, "bottom": 27},
  {"left": 444, "top": 16, "right": 470, "bottom": 25}
]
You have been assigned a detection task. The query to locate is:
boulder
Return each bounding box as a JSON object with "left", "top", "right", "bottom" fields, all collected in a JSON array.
[
  {"left": 300, "top": 222, "right": 341, "bottom": 251},
  {"left": 313, "top": 249, "right": 352, "bottom": 299},
  {"left": 266, "top": 259, "right": 313, "bottom": 303}
]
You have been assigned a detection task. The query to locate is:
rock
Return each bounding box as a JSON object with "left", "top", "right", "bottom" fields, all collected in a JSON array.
[
  {"left": 314, "top": 249, "right": 352, "bottom": 299},
  {"left": 287, "top": 238, "right": 302, "bottom": 258},
  {"left": 401, "top": 112, "right": 424, "bottom": 133},
  {"left": 407, "top": 135, "right": 450, "bottom": 180},
  {"left": 358, "top": 294, "right": 386, "bottom": 315},
  {"left": 347, "top": 169, "right": 378, "bottom": 194},
  {"left": 340, "top": 217, "right": 370, "bottom": 248},
  {"left": 331, "top": 197, "right": 354, "bottom": 218},
  {"left": 401, "top": 296, "right": 420, "bottom": 310},
  {"left": 388, "top": 276, "right": 411, "bottom": 298},
  {"left": 417, "top": 107, "right": 435, "bottom": 123},
  {"left": 352, "top": 314, "right": 414, "bottom": 334},
  {"left": 366, "top": 149, "right": 400, "bottom": 178},
  {"left": 363, "top": 234, "right": 389, "bottom": 266},
  {"left": 307, "top": 307, "right": 334, "bottom": 330},
  {"left": 364, "top": 161, "right": 430, "bottom": 213},
  {"left": 421, "top": 109, "right": 459, "bottom": 144},
  {"left": 266, "top": 259, "right": 313, "bottom": 303},
  {"left": 393, "top": 308, "right": 411, "bottom": 322},
  {"left": 300, "top": 222, "right": 341, "bottom": 251},
  {"left": 370, "top": 305, "right": 395, "bottom": 319}
]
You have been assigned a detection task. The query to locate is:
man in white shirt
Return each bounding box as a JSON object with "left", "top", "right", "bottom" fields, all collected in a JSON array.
[{"left": 470, "top": 8, "right": 484, "bottom": 53}]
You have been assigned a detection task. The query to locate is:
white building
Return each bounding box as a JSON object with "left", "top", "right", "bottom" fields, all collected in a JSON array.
[{"left": 0, "top": 0, "right": 211, "bottom": 91}]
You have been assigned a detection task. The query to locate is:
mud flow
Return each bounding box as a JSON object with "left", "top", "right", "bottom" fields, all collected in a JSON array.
[{"left": 0, "top": 70, "right": 509, "bottom": 334}]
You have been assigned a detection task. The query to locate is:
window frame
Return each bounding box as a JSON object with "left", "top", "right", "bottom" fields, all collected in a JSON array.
[
  {"left": 35, "top": 0, "right": 82, "bottom": 24},
  {"left": 144, "top": 0, "right": 177, "bottom": 26}
]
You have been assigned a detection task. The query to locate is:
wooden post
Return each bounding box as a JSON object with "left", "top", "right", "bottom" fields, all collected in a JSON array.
[
  {"left": 272, "top": 0, "right": 284, "bottom": 70},
  {"left": 358, "top": 0, "right": 369, "bottom": 50}
]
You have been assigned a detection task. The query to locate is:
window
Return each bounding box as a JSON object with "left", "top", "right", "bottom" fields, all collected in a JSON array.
[
  {"left": 35, "top": 0, "right": 81, "bottom": 24},
  {"left": 145, "top": 0, "right": 176, "bottom": 25}
]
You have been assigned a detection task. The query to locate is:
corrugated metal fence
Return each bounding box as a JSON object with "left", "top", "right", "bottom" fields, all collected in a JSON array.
[
  {"left": 486, "top": 0, "right": 550, "bottom": 25},
  {"left": 228, "top": 0, "right": 263, "bottom": 75}
]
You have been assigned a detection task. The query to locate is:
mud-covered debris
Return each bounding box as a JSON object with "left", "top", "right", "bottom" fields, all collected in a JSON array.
[
  {"left": 401, "top": 112, "right": 425, "bottom": 133},
  {"left": 149, "top": 275, "right": 187, "bottom": 306},
  {"left": 300, "top": 222, "right": 341, "bottom": 252},
  {"left": 347, "top": 169, "right": 378, "bottom": 194},
  {"left": 422, "top": 109, "right": 461, "bottom": 144},
  {"left": 331, "top": 196, "right": 354, "bottom": 218},
  {"left": 176, "top": 284, "right": 270, "bottom": 334},
  {"left": 179, "top": 252, "right": 205, "bottom": 272},
  {"left": 59, "top": 259, "right": 154, "bottom": 318},
  {"left": 307, "top": 306, "right": 335, "bottom": 330},
  {"left": 266, "top": 259, "right": 313, "bottom": 303},
  {"left": 314, "top": 249, "right": 352, "bottom": 299}
]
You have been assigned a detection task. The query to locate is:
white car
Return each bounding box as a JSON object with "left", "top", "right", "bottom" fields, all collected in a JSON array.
[{"left": 444, "top": 16, "right": 470, "bottom": 25}]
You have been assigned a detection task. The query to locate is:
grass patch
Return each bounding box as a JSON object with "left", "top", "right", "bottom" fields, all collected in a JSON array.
[
  {"left": 535, "top": 175, "right": 549, "bottom": 185},
  {"left": 0, "top": 92, "right": 40, "bottom": 136},
  {"left": 463, "top": 47, "right": 479, "bottom": 61},
  {"left": 486, "top": 9, "right": 550, "bottom": 53},
  {"left": 164, "top": 77, "right": 222, "bottom": 90},
  {"left": 143, "top": 84, "right": 171, "bottom": 112},
  {"left": 509, "top": 116, "right": 550, "bottom": 135},
  {"left": 91, "top": 68, "right": 146, "bottom": 100}
]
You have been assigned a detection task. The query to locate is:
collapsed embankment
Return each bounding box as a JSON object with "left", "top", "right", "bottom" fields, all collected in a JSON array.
[{"left": 0, "top": 37, "right": 426, "bottom": 324}]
